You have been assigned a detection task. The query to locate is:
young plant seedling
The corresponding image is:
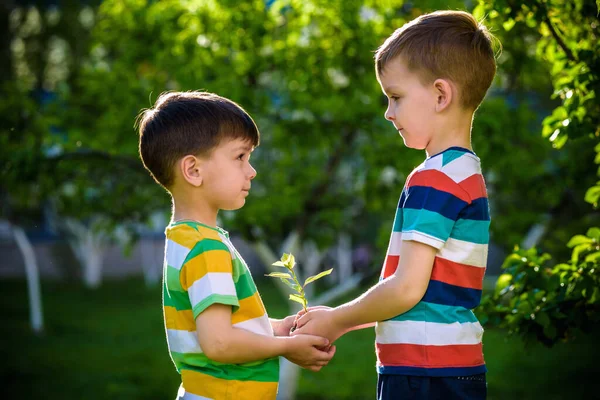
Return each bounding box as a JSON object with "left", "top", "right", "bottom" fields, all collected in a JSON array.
[{"left": 265, "top": 253, "right": 333, "bottom": 315}]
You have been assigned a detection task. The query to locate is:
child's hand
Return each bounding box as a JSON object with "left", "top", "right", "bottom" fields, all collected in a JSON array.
[
  {"left": 293, "top": 308, "right": 346, "bottom": 345},
  {"left": 283, "top": 334, "right": 336, "bottom": 372},
  {"left": 272, "top": 315, "right": 297, "bottom": 336},
  {"left": 296, "top": 305, "right": 332, "bottom": 319}
]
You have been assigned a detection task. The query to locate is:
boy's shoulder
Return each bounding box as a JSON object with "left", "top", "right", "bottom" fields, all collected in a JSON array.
[
  {"left": 167, "top": 221, "right": 228, "bottom": 245},
  {"left": 420, "top": 148, "right": 481, "bottom": 177},
  {"left": 409, "top": 147, "right": 485, "bottom": 203},
  {"left": 165, "top": 222, "right": 234, "bottom": 265}
]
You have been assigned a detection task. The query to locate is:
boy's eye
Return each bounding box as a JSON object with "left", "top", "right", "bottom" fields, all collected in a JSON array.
[
  {"left": 237, "top": 154, "right": 245, "bottom": 160},
  {"left": 390, "top": 96, "right": 400, "bottom": 101}
]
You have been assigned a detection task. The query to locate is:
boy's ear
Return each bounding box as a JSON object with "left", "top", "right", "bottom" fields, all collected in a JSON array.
[
  {"left": 179, "top": 155, "right": 203, "bottom": 187},
  {"left": 433, "top": 78, "right": 453, "bottom": 112}
]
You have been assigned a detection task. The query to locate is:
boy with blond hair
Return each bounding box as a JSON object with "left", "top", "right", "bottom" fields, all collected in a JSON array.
[
  {"left": 137, "top": 91, "right": 335, "bottom": 400},
  {"left": 295, "top": 10, "right": 497, "bottom": 399}
]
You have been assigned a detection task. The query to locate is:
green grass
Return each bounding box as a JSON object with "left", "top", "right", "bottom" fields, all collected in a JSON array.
[{"left": 0, "top": 278, "right": 598, "bottom": 399}]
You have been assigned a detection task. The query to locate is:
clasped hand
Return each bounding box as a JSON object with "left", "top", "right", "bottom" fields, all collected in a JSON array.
[{"left": 292, "top": 306, "right": 347, "bottom": 346}]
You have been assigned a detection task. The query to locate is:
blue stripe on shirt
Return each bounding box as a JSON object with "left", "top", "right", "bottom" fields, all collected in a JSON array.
[
  {"left": 459, "top": 198, "right": 490, "bottom": 221},
  {"left": 401, "top": 186, "right": 467, "bottom": 221},
  {"left": 422, "top": 280, "right": 482, "bottom": 309}
]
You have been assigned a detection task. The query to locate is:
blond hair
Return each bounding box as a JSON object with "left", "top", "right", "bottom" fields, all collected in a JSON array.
[{"left": 375, "top": 10, "right": 498, "bottom": 110}]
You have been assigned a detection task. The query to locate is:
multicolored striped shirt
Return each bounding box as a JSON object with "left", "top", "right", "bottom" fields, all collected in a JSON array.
[
  {"left": 376, "top": 147, "right": 490, "bottom": 377},
  {"left": 163, "top": 221, "right": 279, "bottom": 399}
]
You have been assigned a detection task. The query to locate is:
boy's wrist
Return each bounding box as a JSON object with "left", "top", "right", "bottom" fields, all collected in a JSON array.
[
  {"left": 276, "top": 336, "right": 292, "bottom": 357},
  {"left": 270, "top": 318, "right": 281, "bottom": 335},
  {"left": 331, "top": 306, "right": 355, "bottom": 332}
]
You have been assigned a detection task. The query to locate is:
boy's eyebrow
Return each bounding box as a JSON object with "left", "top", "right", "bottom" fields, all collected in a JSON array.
[
  {"left": 382, "top": 85, "right": 401, "bottom": 94},
  {"left": 232, "top": 144, "right": 253, "bottom": 153}
]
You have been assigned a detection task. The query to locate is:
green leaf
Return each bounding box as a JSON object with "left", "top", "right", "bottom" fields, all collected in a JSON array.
[
  {"left": 289, "top": 293, "right": 307, "bottom": 307},
  {"left": 585, "top": 251, "right": 600, "bottom": 263},
  {"left": 585, "top": 185, "right": 600, "bottom": 207},
  {"left": 271, "top": 261, "right": 286, "bottom": 267},
  {"left": 572, "top": 243, "right": 591, "bottom": 263},
  {"left": 265, "top": 272, "right": 292, "bottom": 279},
  {"left": 502, "top": 19, "right": 516, "bottom": 31},
  {"left": 495, "top": 273, "right": 513, "bottom": 294},
  {"left": 304, "top": 268, "right": 334, "bottom": 287},
  {"left": 281, "top": 253, "right": 296, "bottom": 269},
  {"left": 586, "top": 227, "right": 600, "bottom": 240},
  {"left": 567, "top": 235, "right": 594, "bottom": 248}
]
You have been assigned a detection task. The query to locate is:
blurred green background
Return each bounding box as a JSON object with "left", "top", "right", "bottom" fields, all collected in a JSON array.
[{"left": 1, "top": 0, "right": 599, "bottom": 399}]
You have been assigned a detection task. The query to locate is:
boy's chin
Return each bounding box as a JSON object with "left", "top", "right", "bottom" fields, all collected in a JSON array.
[
  {"left": 220, "top": 200, "right": 246, "bottom": 211},
  {"left": 403, "top": 139, "right": 426, "bottom": 150}
]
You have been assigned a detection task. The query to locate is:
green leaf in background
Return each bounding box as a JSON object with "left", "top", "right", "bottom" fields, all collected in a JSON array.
[
  {"left": 584, "top": 184, "right": 600, "bottom": 207},
  {"left": 585, "top": 251, "right": 600, "bottom": 263},
  {"left": 304, "top": 268, "right": 334, "bottom": 287},
  {"left": 502, "top": 19, "right": 515, "bottom": 31},
  {"left": 566, "top": 235, "right": 594, "bottom": 248},
  {"left": 495, "top": 273, "right": 513, "bottom": 295},
  {"left": 587, "top": 227, "right": 600, "bottom": 240}
]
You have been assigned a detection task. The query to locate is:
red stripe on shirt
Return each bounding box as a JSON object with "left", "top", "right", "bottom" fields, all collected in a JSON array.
[
  {"left": 376, "top": 342, "right": 484, "bottom": 368},
  {"left": 459, "top": 174, "right": 487, "bottom": 201},
  {"left": 381, "top": 255, "right": 399, "bottom": 279},
  {"left": 407, "top": 170, "right": 471, "bottom": 203},
  {"left": 430, "top": 257, "right": 486, "bottom": 290}
]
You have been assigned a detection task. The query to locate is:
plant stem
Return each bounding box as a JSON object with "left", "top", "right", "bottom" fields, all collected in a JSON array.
[{"left": 288, "top": 266, "right": 308, "bottom": 313}]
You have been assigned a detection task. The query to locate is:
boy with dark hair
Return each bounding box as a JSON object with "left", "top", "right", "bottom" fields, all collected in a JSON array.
[
  {"left": 137, "top": 91, "right": 335, "bottom": 400},
  {"left": 295, "top": 10, "right": 497, "bottom": 400}
]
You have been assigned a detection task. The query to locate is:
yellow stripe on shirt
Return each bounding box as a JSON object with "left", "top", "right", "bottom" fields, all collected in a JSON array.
[
  {"left": 164, "top": 306, "right": 196, "bottom": 331},
  {"left": 181, "top": 369, "right": 278, "bottom": 400},
  {"left": 180, "top": 249, "right": 233, "bottom": 290},
  {"left": 231, "top": 292, "right": 267, "bottom": 325}
]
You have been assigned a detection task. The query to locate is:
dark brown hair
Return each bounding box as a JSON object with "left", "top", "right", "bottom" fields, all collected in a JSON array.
[
  {"left": 137, "top": 91, "right": 259, "bottom": 189},
  {"left": 375, "top": 10, "right": 498, "bottom": 110}
]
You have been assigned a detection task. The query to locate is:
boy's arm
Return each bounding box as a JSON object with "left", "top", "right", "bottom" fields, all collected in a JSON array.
[
  {"left": 294, "top": 240, "right": 436, "bottom": 342},
  {"left": 196, "top": 304, "right": 334, "bottom": 370}
]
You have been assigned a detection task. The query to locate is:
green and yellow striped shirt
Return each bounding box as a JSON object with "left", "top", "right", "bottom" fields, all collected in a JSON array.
[{"left": 163, "top": 221, "right": 279, "bottom": 399}]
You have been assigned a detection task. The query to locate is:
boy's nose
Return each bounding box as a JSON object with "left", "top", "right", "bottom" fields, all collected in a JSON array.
[
  {"left": 384, "top": 106, "right": 395, "bottom": 121},
  {"left": 248, "top": 164, "right": 257, "bottom": 180}
]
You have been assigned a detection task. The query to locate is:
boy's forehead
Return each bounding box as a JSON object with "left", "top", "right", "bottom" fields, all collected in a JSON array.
[
  {"left": 379, "top": 57, "right": 423, "bottom": 91},
  {"left": 220, "top": 137, "right": 255, "bottom": 151}
]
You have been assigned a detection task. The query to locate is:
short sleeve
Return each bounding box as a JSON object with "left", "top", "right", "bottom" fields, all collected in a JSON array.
[
  {"left": 180, "top": 238, "right": 240, "bottom": 319},
  {"left": 401, "top": 177, "right": 469, "bottom": 249}
]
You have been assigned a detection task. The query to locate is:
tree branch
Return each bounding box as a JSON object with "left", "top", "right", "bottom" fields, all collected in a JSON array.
[{"left": 542, "top": 6, "right": 577, "bottom": 63}]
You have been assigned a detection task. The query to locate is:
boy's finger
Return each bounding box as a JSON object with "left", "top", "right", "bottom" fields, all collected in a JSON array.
[
  {"left": 295, "top": 313, "right": 310, "bottom": 328},
  {"left": 324, "top": 345, "right": 336, "bottom": 360},
  {"left": 309, "top": 335, "right": 330, "bottom": 348}
]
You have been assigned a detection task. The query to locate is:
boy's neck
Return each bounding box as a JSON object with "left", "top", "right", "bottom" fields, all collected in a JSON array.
[
  {"left": 425, "top": 113, "right": 473, "bottom": 157},
  {"left": 171, "top": 194, "right": 218, "bottom": 228}
]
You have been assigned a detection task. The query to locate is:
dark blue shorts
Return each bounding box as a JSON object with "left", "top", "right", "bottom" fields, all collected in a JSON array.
[{"left": 377, "top": 373, "right": 487, "bottom": 400}]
